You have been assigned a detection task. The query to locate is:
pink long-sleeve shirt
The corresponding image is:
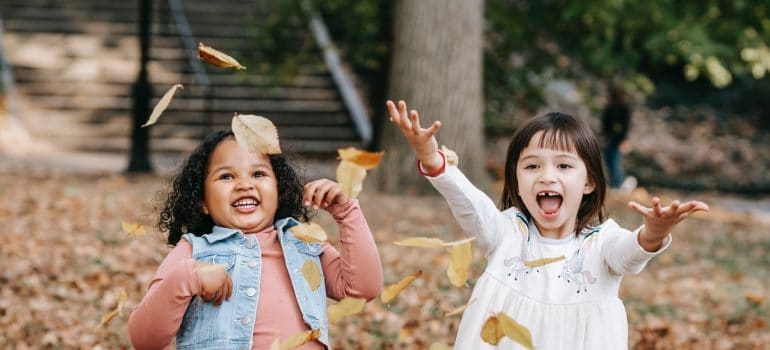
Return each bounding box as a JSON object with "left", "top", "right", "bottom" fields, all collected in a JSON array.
[{"left": 128, "top": 200, "right": 383, "bottom": 349}]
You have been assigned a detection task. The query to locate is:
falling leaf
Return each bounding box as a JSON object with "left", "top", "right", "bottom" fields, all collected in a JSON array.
[
  {"left": 198, "top": 42, "right": 246, "bottom": 69},
  {"left": 481, "top": 313, "right": 533, "bottom": 349},
  {"left": 524, "top": 255, "right": 566, "bottom": 267},
  {"left": 301, "top": 260, "right": 322, "bottom": 291},
  {"left": 141, "top": 84, "right": 183, "bottom": 128},
  {"left": 289, "top": 222, "right": 328, "bottom": 243},
  {"left": 429, "top": 343, "right": 451, "bottom": 350},
  {"left": 394, "top": 237, "right": 445, "bottom": 248},
  {"left": 447, "top": 240, "right": 472, "bottom": 287},
  {"left": 446, "top": 298, "right": 476, "bottom": 317},
  {"left": 280, "top": 329, "right": 321, "bottom": 350},
  {"left": 337, "top": 147, "right": 385, "bottom": 170},
  {"left": 381, "top": 270, "right": 422, "bottom": 304},
  {"left": 97, "top": 289, "right": 128, "bottom": 328},
  {"left": 327, "top": 297, "right": 367, "bottom": 324},
  {"left": 270, "top": 338, "right": 280, "bottom": 350},
  {"left": 336, "top": 160, "right": 367, "bottom": 199},
  {"left": 441, "top": 145, "right": 459, "bottom": 166},
  {"left": 121, "top": 221, "right": 147, "bottom": 237},
  {"left": 746, "top": 292, "right": 765, "bottom": 306},
  {"left": 442, "top": 237, "right": 477, "bottom": 246},
  {"left": 231, "top": 114, "right": 281, "bottom": 155}
]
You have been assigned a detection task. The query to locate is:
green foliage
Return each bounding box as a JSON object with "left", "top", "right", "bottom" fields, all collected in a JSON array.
[{"left": 243, "top": 0, "right": 770, "bottom": 124}]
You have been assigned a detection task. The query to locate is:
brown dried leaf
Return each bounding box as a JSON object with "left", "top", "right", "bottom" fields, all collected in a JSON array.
[
  {"left": 301, "top": 260, "right": 322, "bottom": 291},
  {"left": 121, "top": 221, "right": 147, "bottom": 237},
  {"left": 231, "top": 114, "right": 281, "bottom": 154},
  {"left": 447, "top": 240, "right": 472, "bottom": 287},
  {"left": 441, "top": 145, "right": 459, "bottom": 166},
  {"left": 141, "top": 84, "right": 183, "bottom": 127},
  {"left": 337, "top": 147, "right": 385, "bottom": 170},
  {"left": 394, "top": 237, "right": 445, "bottom": 248},
  {"left": 481, "top": 313, "right": 533, "bottom": 349},
  {"left": 745, "top": 292, "right": 765, "bottom": 306},
  {"left": 198, "top": 42, "right": 246, "bottom": 69},
  {"left": 442, "top": 237, "right": 477, "bottom": 246},
  {"left": 336, "top": 160, "right": 367, "bottom": 199},
  {"left": 97, "top": 289, "right": 128, "bottom": 328},
  {"left": 380, "top": 270, "right": 422, "bottom": 304},
  {"left": 327, "top": 297, "right": 367, "bottom": 324},
  {"left": 446, "top": 297, "right": 476, "bottom": 317},
  {"left": 280, "top": 329, "right": 321, "bottom": 350},
  {"left": 289, "top": 222, "right": 328, "bottom": 243},
  {"left": 524, "top": 255, "right": 566, "bottom": 268}
]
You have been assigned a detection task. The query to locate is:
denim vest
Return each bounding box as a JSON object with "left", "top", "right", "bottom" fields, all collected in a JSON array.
[{"left": 176, "top": 217, "right": 329, "bottom": 350}]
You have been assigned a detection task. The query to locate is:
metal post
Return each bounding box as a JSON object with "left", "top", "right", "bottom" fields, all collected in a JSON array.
[{"left": 127, "top": 0, "right": 154, "bottom": 173}]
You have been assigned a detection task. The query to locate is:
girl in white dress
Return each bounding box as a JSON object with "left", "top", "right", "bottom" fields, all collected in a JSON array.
[{"left": 387, "top": 100, "right": 709, "bottom": 349}]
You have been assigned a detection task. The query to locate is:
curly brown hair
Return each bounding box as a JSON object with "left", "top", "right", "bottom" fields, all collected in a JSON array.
[{"left": 158, "top": 130, "right": 309, "bottom": 246}]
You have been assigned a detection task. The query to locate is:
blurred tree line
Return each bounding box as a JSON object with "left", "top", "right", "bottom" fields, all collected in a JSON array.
[{"left": 244, "top": 0, "right": 769, "bottom": 129}]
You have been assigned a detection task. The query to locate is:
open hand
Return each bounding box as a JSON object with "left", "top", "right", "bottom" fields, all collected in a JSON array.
[
  {"left": 386, "top": 100, "right": 443, "bottom": 172},
  {"left": 629, "top": 196, "right": 709, "bottom": 251},
  {"left": 304, "top": 178, "right": 348, "bottom": 210},
  {"left": 194, "top": 262, "right": 232, "bottom": 306}
]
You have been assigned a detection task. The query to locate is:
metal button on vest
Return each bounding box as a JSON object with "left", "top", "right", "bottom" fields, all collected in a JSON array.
[
  {"left": 245, "top": 238, "right": 255, "bottom": 249},
  {"left": 245, "top": 288, "right": 257, "bottom": 297},
  {"left": 241, "top": 317, "right": 251, "bottom": 325},
  {"left": 309, "top": 245, "right": 319, "bottom": 253},
  {"left": 247, "top": 259, "right": 258, "bottom": 268}
]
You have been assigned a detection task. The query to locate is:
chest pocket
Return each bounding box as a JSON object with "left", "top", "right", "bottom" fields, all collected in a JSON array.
[
  {"left": 293, "top": 241, "right": 324, "bottom": 257},
  {"left": 195, "top": 251, "right": 236, "bottom": 271}
]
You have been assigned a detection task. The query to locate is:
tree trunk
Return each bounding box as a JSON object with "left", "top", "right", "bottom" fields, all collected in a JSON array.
[{"left": 372, "top": 0, "right": 487, "bottom": 195}]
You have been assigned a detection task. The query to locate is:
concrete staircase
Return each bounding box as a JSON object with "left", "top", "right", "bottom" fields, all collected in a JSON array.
[{"left": 0, "top": 0, "right": 364, "bottom": 157}]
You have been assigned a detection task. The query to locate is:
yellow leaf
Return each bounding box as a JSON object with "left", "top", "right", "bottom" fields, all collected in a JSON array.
[
  {"left": 481, "top": 313, "right": 533, "bottom": 349},
  {"left": 337, "top": 147, "right": 385, "bottom": 170},
  {"left": 441, "top": 145, "right": 459, "bottom": 166},
  {"left": 336, "top": 160, "right": 367, "bottom": 199},
  {"left": 280, "top": 329, "right": 321, "bottom": 350},
  {"left": 231, "top": 114, "right": 281, "bottom": 155},
  {"left": 327, "top": 297, "right": 367, "bottom": 324},
  {"left": 270, "top": 338, "right": 280, "bottom": 350},
  {"left": 429, "top": 343, "right": 451, "bottom": 350},
  {"left": 97, "top": 288, "right": 128, "bottom": 328},
  {"left": 497, "top": 313, "right": 534, "bottom": 350},
  {"left": 442, "top": 236, "right": 477, "bottom": 246},
  {"left": 380, "top": 270, "right": 422, "bottom": 304},
  {"left": 198, "top": 42, "right": 246, "bottom": 69},
  {"left": 447, "top": 240, "right": 472, "bottom": 287},
  {"left": 289, "top": 222, "right": 328, "bottom": 243},
  {"left": 301, "top": 260, "right": 322, "bottom": 291},
  {"left": 141, "top": 84, "right": 183, "bottom": 127},
  {"left": 445, "top": 297, "right": 476, "bottom": 317},
  {"left": 480, "top": 315, "right": 505, "bottom": 345},
  {"left": 524, "top": 255, "right": 566, "bottom": 267},
  {"left": 121, "top": 221, "right": 147, "bottom": 237},
  {"left": 394, "top": 237, "right": 445, "bottom": 248}
]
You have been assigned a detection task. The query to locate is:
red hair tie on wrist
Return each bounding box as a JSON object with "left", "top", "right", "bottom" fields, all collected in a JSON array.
[{"left": 417, "top": 150, "right": 446, "bottom": 177}]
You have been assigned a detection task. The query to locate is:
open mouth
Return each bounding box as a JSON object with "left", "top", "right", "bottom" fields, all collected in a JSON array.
[
  {"left": 536, "top": 191, "right": 562, "bottom": 216},
  {"left": 232, "top": 197, "right": 260, "bottom": 209}
]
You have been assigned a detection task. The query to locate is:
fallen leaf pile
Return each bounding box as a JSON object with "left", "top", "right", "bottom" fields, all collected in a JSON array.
[{"left": 0, "top": 167, "right": 768, "bottom": 348}]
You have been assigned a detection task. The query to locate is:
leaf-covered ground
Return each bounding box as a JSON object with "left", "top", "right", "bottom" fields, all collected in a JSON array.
[{"left": 1, "top": 169, "right": 768, "bottom": 349}]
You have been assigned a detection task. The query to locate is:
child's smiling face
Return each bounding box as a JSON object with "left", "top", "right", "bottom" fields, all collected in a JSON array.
[
  {"left": 202, "top": 139, "right": 278, "bottom": 233},
  {"left": 515, "top": 131, "right": 595, "bottom": 238}
]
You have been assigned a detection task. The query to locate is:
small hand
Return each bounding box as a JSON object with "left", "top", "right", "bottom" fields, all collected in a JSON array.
[
  {"left": 629, "top": 197, "right": 709, "bottom": 250},
  {"left": 386, "top": 100, "right": 443, "bottom": 172},
  {"left": 194, "top": 262, "right": 233, "bottom": 306},
  {"left": 303, "top": 178, "right": 348, "bottom": 210}
]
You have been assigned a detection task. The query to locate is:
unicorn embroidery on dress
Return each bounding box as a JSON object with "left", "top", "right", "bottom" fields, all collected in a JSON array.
[
  {"left": 557, "top": 227, "right": 600, "bottom": 293},
  {"left": 504, "top": 211, "right": 534, "bottom": 281}
]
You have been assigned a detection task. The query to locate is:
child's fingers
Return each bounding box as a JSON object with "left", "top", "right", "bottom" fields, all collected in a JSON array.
[
  {"left": 303, "top": 181, "right": 322, "bottom": 207},
  {"left": 409, "top": 110, "right": 423, "bottom": 133},
  {"left": 627, "top": 201, "right": 650, "bottom": 216},
  {"left": 651, "top": 197, "right": 662, "bottom": 216},
  {"left": 386, "top": 100, "right": 400, "bottom": 123},
  {"left": 323, "top": 184, "right": 345, "bottom": 206},
  {"left": 426, "top": 120, "right": 442, "bottom": 137},
  {"left": 398, "top": 100, "right": 412, "bottom": 129},
  {"left": 314, "top": 181, "right": 337, "bottom": 208}
]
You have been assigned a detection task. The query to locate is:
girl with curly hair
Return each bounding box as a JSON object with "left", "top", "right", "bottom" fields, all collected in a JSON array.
[{"left": 128, "top": 130, "right": 383, "bottom": 350}]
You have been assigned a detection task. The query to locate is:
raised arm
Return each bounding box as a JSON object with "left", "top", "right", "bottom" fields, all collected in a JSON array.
[
  {"left": 386, "top": 100, "right": 522, "bottom": 254},
  {"left": 303, "top": 179, "right": 383, "bottom": 300},
  {"left": 630, "top": 196, "right": 709, "bottom": 252}
]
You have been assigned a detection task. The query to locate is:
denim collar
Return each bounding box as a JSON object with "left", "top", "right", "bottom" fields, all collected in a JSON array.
[{"left": 204, "top": 217, "right": 300, "bottom": 244}]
